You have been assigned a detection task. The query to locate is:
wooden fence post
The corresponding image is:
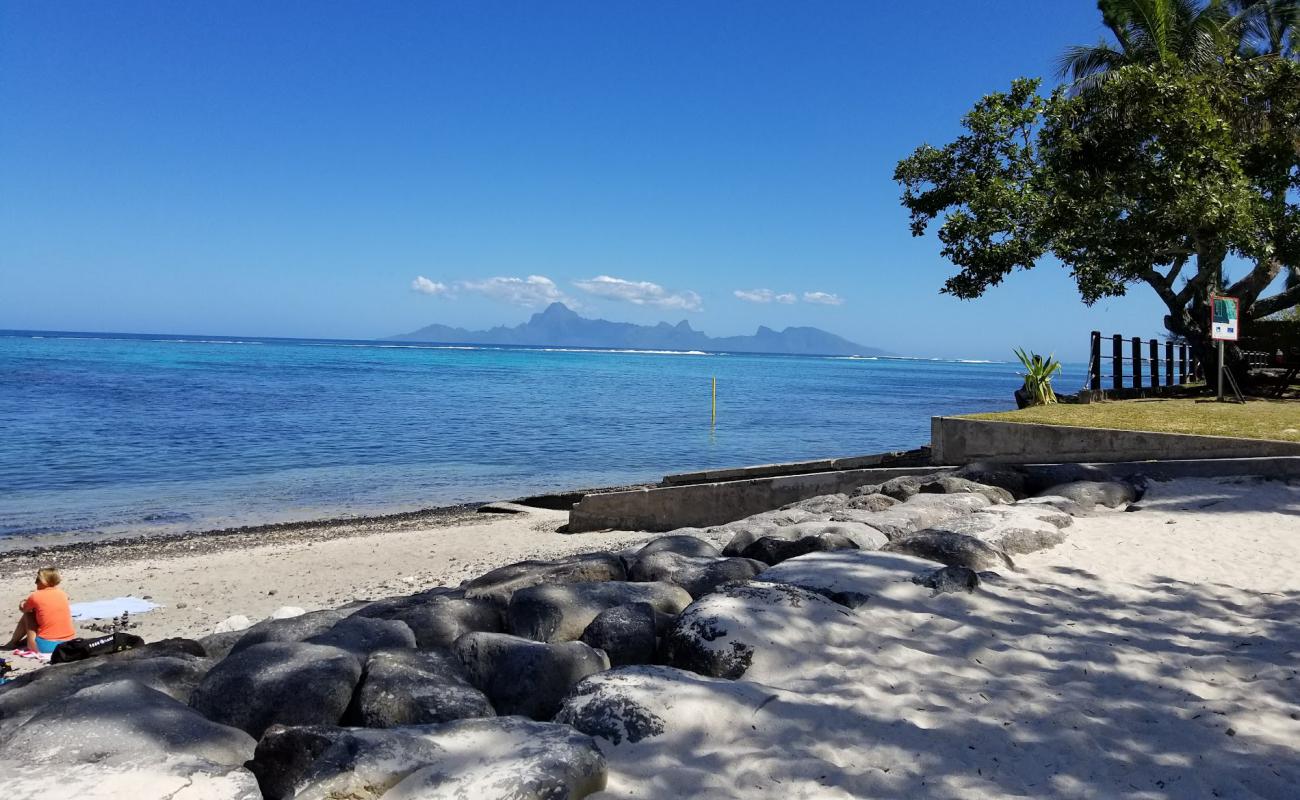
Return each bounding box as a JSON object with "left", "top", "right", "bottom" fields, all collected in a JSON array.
[
  {"left": 1112, "top": 334, "right": 1124, "bottom": 390},
  {"left": 1090, "top": 331, "right": 1102, "bottom": 391},
  {"left": 1148, "top": 339, "right": 1159, "bottom": 389},
  {"left": 1132, "top": 336, "right": 1143, "bottom": 389},
  {"left": 1164, "top": 340, "right": 1174, "bottom": 386}
]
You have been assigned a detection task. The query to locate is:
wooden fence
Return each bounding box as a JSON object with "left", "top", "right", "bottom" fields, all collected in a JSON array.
[{"left": 1087, "top": 331, "right": 1200, "bottom": 393}]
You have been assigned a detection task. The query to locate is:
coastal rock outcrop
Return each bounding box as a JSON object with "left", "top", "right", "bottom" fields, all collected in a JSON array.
[
  {"left": 635, "top": 534, "right": 723, "bottom": 560},
  {"left": 1039, "top": 480, "right": 1140, "bottom": 511},
  {"left": 920, "top": 505, "right": 1072, "bottom": 555},
  {"left": 883, "top": 530, "right": 1016, "bottom": 571},
  {"left": 757, "top": 550, "right": 942, "bottom": 610},
  {"left": 844, "top": 492, "right": 898, "bottom": 512},
  {"left": 0, "top": 653, "right": 210, "bottom": 736},
  {"left": 740, "top": 531, "right": 860, "bottom": 565},
  {"left": 0, "top": 679, "right": 260, "bottom": 800},
  {"left": 578, "top": 602, "right": 659, "bottom": 667},
  {"left": 453, "top": 632, "right": 610, "bottom": 719},
  {"left": 189, "top": 642, "right": 363, "bottom": 738},
  {"left": 353, "top": 592, "right": 503, "bottom": 650},
  {"left": 249, "top": 717, "right": 607, "bottom": 800},
  {"left": 463, "top": 552, "right": 627, "bottom": 607},
  {"left": 723, "top": 520, "right": 884, "bottom": 556},
  {"left": 781, "top": 493, "right": 849, "bottom": 514},
  {"left": 662, "top": 581, "right": 855, "bottom": 681},
  {"left": 304, "top": 615, "right": 417, "bottom": 658},
  {"left": 953, "top": 461, "right": 1030, "bottom": 498},
  {"left": 346, "top": 648, "right": 494, "bottom": 728},
  {"left": 556, "top": 665, "right": 779, "bottom": 747},
  {"left": 628, "top": 551, "right": 766, "bottom": 598},
  {"left": 917, "top": 475, "right": 1016, "bottom": 504},
  {"left": 228, "top": 608, "right": 349, "bottom": 656},
  {"left": 506, "top": 580, "right": 692, "bottom": 643}
]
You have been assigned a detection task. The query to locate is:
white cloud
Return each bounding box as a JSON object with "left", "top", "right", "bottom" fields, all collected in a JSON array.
[
  {"left": 459, "top": 275, "right": 571, "bottom": 307},
  {"left": 411, "top": 276, "right": 449, "bottom": 296},
  {"left": 574, "top": 275, "right": 703, "bottom": 312},
  {"left": 734, "top": 288, "right": 798, "bottom": 304},
  {"left": 803, "top": 291, "right": 844, "bottom": 306}
]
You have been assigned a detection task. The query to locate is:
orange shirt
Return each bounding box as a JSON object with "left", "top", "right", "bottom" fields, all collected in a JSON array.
[{"left": 22, "top": 586, "right": 75, "bottom": 642}]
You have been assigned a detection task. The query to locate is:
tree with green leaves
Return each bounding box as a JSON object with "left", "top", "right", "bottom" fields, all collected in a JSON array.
[{"left": 895, "top": 0, "right": 1300, "bottom": 365}]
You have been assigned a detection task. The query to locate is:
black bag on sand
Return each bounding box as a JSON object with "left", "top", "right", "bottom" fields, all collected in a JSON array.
[{"left": 50, "top": 632, "right": 146, "bottom": 665}]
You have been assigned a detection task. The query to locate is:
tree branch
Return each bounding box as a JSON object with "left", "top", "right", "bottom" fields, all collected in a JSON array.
[
  {"left": 1139, "top": 267, "right": 1181, "bottom": 311},
  {"left": 1226, "top": 259, "right": 1284, "bottom": 308},
  {"left": 1246, "top": 267, "right": 1300, "bottom": 319}
]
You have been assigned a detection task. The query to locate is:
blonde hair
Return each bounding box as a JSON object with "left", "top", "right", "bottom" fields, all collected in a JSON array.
[{"left": 36, "top": 567, "right": 61, "bottom": 588}]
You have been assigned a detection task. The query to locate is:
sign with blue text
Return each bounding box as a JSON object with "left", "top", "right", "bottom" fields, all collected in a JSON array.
[{"left": 1211, "top": 295, "right": 1240, "bottom": 341}]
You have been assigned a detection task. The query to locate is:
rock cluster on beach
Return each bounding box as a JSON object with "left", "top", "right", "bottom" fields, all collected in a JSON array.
[{"left": 0, "top": 469, "right": 1147, "bottom": 799}]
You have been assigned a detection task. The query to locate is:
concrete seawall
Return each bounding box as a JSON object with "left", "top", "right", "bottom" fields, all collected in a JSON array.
[{"left": 931, "top": 417, "right": 1300, "bottom": 465}]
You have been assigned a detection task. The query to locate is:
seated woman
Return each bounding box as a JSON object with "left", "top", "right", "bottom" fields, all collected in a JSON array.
[{"left": 5, "top": 568, "right": 76, "bottom": 657}]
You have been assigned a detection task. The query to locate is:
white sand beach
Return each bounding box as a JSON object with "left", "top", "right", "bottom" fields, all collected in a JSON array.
[{"left": 1, "top": 475, "right": 1297, "bottom": 798}]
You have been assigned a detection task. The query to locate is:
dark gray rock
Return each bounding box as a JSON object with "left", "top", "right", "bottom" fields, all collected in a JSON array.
[
  {"left": 849, "top": 482, "right": 882, "bottom": 497},
  {"left": 740, "top": 532, "right": 860, "bottom": 565},
  {"left": 628, "top": 551, "right": 766, "bottom": 598},
  {"left": 108, "top": 637, "right": 207, "bottom": 662},
  {"left": 453, "top": 632, "right": 610, "bottom": 720},
  {"left": 507, "top": 580, "right": 692, "bottom": 642},
  {"left": 921, "top": 505, "right": 1072, "bottom": 555},
  {"left": 228, "top": 609, "right": 348, "bottom": 656},
  {"left": 347, "top": 648, "right": 494, "bottom": 728},
  {"left": 781, "top": 493, "right": 848, "bottom": 514},
  {"left": 883, "top": 530, "right": 1015, "bottom": 571},
  {"left": 198, "top": 629, "right": 247, "bottom": 662},
  {"left": 0, "top": 680, "right": 260, "bottom": 798},
  {"left": 955, "top": 461, "right": 1030, "bottom": 499},
  {"left": 831, "top": 494, "right": 987, "bottom": 540},
  {"left": 249, "top": 717, "right": 606, "bottom": 800},
  {"left": 579, "top": 603, "right": 658, "bottom": 666},
  {"left": 918, "top": 475, "right": 1015, "bottom": 504},
  {"left": 636, "top": 534, "right": 723, "bottom": 560},
  {"left": 723, "top": 520, "right": 884, "bottom": 556},
  {"left": 556, "top": 666, "right": 775, "bottom": 750},
  {"left": 844, "top": 492, "right": 898, "bottom": 512},
  {"left": 878, "top": 475, "right": 927, "bottom": 500},
  {"left": 0, "top": 654, "right": 210, "bottom": 735},
  {"left": 305, "top": 615, "right": 417, "bottom": 658},
  {"left": 463, "top": 552, "right": 627, "bottom": 607},
  {"left": 189, "top": 642, "right": 363, "bottom": 738},
  {"left": 662, "top": 582, "right": 852, "bottom": 679},
  {"left": 354, "top": 593, "right": 502, "bottom": 650},
  {"left": 1040, "top": 480, "right": 1140, "bottom": 511},
  {"left": 1017, "top": 494, "right": 1092, "bottom": 517},
  {"left": 913, "top": 565, "right": 981, "bottom": 595}
]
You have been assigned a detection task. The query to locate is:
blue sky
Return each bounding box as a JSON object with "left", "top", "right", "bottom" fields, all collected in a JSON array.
[{"left": 0, "top": 1, "right": 1190, "bottom": 359}]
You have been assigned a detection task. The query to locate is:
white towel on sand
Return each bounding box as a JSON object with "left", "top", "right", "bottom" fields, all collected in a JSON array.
[{"left": 70, "top": 597, "right": 160, "bottom": 620}]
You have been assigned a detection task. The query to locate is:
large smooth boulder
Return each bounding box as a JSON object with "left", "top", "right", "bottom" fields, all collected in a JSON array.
[
  {"left": 831, "top": 492, "right": 989, "bottom": 540},
  {"left": 556, "top": 665, "right": 777, "bottom": 747},
  {"left": 954, "top": 462, "right": 1030, "bottom": 498},
  {"left": 354, "top": 593, "right": 502, "bottom": 650},
  {"left": 0, "top": 680, "right": 259, "bottom": 799},
  {"left": 844, "top": 492, "right": 898, "bottom": 512},
  {"left": 917, "top": 475, "right": 1015, "bottom": 504},
  {"left": 878, "top": 475, "right": 927, "bottom": 500},
  {"left": 0, "top": 654, "right": 210, "bottom": 735},
  {"left": 883, "top": 530, "right": 1015, "bottom": 571},
  {"left": 454, "top": 632, "right": 610, "bottom": 719},
  {"left": 507, "top": 580, "right": 692, "bottom": 642},
  {"left": 636, "top": 534, "right": 722, "bottom": 560},
  {"left": 464, "top": 553, "right": 627, "bottom": 607},
  {"left": 628, "top": 551, "right": 766, "bottom": 598},
  {"left": 304, "top": 615, "right": 417, "bottom": 658},
  {"left": 189, "top": 642, "right": 363, "bottom": 738},
  {"left": 1039, "top": 480, "right": 1140, "bottom": 511},
  {"left": 228, "top": 609, "right": 349, "bottom": 656},
  {"left": 347, "top": 648, "right": 494, "bottom": 728},
  {"left": 781, "top": 493, "right": 848, "bottom": 514},
  {"left": 662, "top": 582, "right": 855, "bottom": 681},
  {"left": 579, "top": 603, "right": 658, "bottom": 667},
  {"left": 723, "top": 520, "right": 884, "bottom": 556},
  {"left": 757, "top": 550, "right": 942, "bottom": 610},
  {"left": 922, "top": 505, "right": 1071, "bottom": 555},
  {"left": 250, "top": 718, "right": 606, "bottom": 800},
  {"left": 740, "top": 532, "right": 860, "bottom": 566}
]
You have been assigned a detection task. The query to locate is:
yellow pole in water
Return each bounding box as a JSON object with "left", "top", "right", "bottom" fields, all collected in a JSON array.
[{"left": 711, "top": 377, "right": 716, "bottom": 426}]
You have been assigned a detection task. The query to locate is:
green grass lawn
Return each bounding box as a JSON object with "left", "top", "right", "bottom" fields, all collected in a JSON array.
[{"left": 968, "top": 398, "right": 1300, "bottom": 442}]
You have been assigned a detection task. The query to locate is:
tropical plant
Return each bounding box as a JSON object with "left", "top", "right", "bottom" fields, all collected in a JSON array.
[
  {"left": 1057, "top": 0, "right": 1233, "bottom": 88},
  {"left": 895, "top": 2, "right": 1300, "bottom": 369},
  {"left": 1014, "top": 349, "right": 1064, "bottom": 405}
]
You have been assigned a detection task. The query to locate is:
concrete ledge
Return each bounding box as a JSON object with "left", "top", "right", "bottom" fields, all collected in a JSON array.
[
  {"left": 568, "top": 465, "right": 952, "bottom": 533},
  {"left": 662, "top": 449, "right": 930, "bottom": 486},
  {"left": 1018, "top": 455, "right": 1300, "bottom": 482},
  {"left": 932, "top": 417, "right": 1300, "bottom": 465}
]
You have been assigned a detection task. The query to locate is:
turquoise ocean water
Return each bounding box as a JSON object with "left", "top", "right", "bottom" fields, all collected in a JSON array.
[{"left": 0, "top": 331, "right": 1085, "bottom": 543}]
